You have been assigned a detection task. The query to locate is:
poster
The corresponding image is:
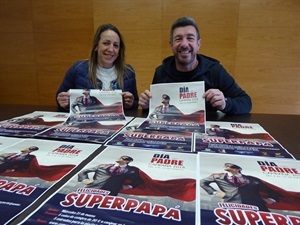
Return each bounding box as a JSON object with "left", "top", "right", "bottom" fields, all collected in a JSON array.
[
  {"left": 21, "top": 146, "right": 197, "bottom": 225},
  {"left": 0, "top": 111, "right": 68, "bottom": 138},
  {"left": 68, "top": 89, "right": 126, "bottom": 122},
  {"left": 197, "top": 153, "right": 300, "bottom": 225},
  {"left": 36, "top": 117, "right": 133, "bottom": 144},
  {"left": 0, "top": 138, "right": 100, "bottom": 225},
  {"left": 0, "top": 136, "right": 24, "bottom": 150},
  {"left": 106, "top": 117, "right": 194, "bottom": 152},
  {"left": 194, "top": 121, "right": 295, "bottom": 159},
  {"left": 35, "top": 89, "right": 131, "bottom": 144},
  {"left": 138, "top": 82, "right": 206, "bottom": 133}
]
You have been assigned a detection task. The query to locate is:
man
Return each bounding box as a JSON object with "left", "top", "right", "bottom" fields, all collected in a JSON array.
[
  {"left": 71, "top": 89, "right": 102, "bottom": 113},
  {"left": 139, "top": 16, "right": 252, "bottom": 115},
  {"left": 0, "top": 146, "right": 39, "bottom": 172},
  {"left": 200, "top": 163, "right": 280, "bottom": 212},
  {"left": 78, "top": 155, "right": 143, "bottom": 196},
  {"left": 149, "top": 94, "right": 181, "bottom": 120}
]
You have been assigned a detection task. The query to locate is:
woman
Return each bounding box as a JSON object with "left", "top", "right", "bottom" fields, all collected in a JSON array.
[{"left": 56, "top": 24, "right": 138, "bottom": 112}]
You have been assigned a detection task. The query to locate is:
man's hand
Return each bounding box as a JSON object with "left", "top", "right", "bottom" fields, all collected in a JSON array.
[
  {"left": 57, "top": 91, "right": 70, "bottom": 110},
  {"left": 214, "top": 191, "right": 226, "bottom": 198},
  {"left": 122, "top": 184, "right": 132, "bottom": 190},
  {"left": 203, "top": 89, "right": 226, "bottom": 111},
  {"left": 138, "top": 90, "right": 152, "bottom": 109},
  {"left": 82, "top": 179, "right": 93, "bottom": 185},
  {"left": 263, "top": 198, "right": 276, "bottom": 204},
  {"left": 122, "top": 92, "right": 134, "bottom": 109}
]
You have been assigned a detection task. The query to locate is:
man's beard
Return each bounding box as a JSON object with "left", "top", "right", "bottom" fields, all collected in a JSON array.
[{"left": 176, "top": 54, "right": 196, "bottom": 67}]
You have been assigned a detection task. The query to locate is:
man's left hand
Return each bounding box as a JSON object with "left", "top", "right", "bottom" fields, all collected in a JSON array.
[{"left": 203, "top": 89, "right": 226, "bottom": 111}]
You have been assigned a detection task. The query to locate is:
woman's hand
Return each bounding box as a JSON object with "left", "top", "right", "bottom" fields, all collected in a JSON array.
[
  {"left": 122, "top": 91, "right": 134, "bottom": 109},
  {"left": 57, "top": 91, "right": 70, "bottom": 110}
]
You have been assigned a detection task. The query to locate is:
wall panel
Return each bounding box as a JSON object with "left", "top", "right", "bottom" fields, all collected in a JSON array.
[
  {"left": 0, "top": 0, "right": 299, "bottom": 114},
  {"left": 237, "top": 0, "right": 300, "bottom": 114},
  {"left": 239, "top": 0, "right": 300, "bottom": 27},
  {"left": 93, "top": 0, "right": 161, "bottom": 30},
  {"left": 235, "top": 66, "right": 300, "bottom": 114},
  {"left": 162, "top": 0, "right": 239, "bottom": 30},
  {"left": 122, "top": 30, "right": 162, "bottom": 94},
  {"left": 0, "top": 65, "right": 39, "bottom": 104},
  {"left": 236, "top": 27, "right": 299, "bottom": 66},
  {"left": 32, "top": 0, "right": 94, "bottom": 105},
  {"left": 32, "top": 0, "right": 94, "bottom": 33},
  {"left": 0, "top": 0, "right": 33, "bottom": 33}
]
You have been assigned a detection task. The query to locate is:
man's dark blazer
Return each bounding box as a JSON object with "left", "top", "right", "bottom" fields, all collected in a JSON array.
[
  {"left": 101, "top": 164, "right": 143, "bottom": 196},
  {"left": 150, "top": 104, "right": 182, "bottom": 121},
  {"left": 78, "top": 163, "right": 143, "bottom": 196}
]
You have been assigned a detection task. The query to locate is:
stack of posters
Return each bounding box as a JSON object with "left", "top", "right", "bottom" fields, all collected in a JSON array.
[
  {"left": 138, "top": 82, "right": 206, "bottom": 133},
  {"left": 35, "top": 89, "right": 132, "bottom": 144},
  {"left": 35, "top": 118, "right": 132, "bottom": 144},
  {"left": 0, "top": 138, "right": 100, "bottom": 225},
  {"left": 68, "top": 89, "right": 126, "bottom": 122},
  {"left": 197, "top": 153, "right": 300, "bottom": 225},
  {"left": 0, "top": 111, "right": 68, "bottom": 138},
  {"left": 0, "top": 89, "right": 132, "bottom": 144},
  {"left": 106, "top": 117, "right": 194, "bottom": 152},
  {"left": 194, "top": 121, "right": 295, "bottom": 159},
  {"left": 20, "top": 146, "right": 197, "bottom": 225}
]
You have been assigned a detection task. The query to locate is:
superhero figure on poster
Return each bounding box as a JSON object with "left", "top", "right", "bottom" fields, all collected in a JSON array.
[
  {"left": 149, "top": 94, "right": 181, "bottom": 121},
  {"left": 78, "top": 155, "right": 142, "bottom": 196},
  {"left": 71, "top": 89, "right": 103, "bottom": 113},
  {"left": 0, "top": 146, "right": 75, "bottom": 181},
  {"left": 78, "top": 155, "right": 195, "bottom": 201},
  {"left": 7, "top": 115, "right": 62, "bottom": 126},
  {"left": 200, "top": 163, "right": 300, "bottom": 212},
  {"left": 149, "top": 94, "right": 205, "bottom": 124}
]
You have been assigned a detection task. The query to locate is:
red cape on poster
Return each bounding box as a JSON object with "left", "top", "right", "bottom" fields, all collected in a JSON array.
[
  {"left": 120, "top": 170, "right": 196, "bottom": 202},
  {"left": 262, "top": 180, "right": 300, "bottom": 211},
  {"left": 0, "top": 157, "right": 75, "bottom": 181}
]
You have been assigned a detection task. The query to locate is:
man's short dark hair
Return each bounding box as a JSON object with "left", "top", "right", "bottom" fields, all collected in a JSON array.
[
  {"left": 225, "top": 163, "right": 242, "bottom": 171},
  {"left": 162, "top": 94, "right": 170, "bottom": 101},
  {"left": 170, "top": 16, "right": 201, "bottom": 40},
  {"left": 121, "top": 156, "right": 133, "bottom": 162},
  {"left": 28, "top": 146, "right": 39, "bottom": 151}
]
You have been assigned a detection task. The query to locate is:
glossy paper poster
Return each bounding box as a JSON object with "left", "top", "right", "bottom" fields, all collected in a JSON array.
[
  {"left": 0, "top": 138, "right": 100, "bottom": 225},
  {"left": 0, "top": 111, "right": 68, "bottom": 138},
  {"left": 68, "top": 89, "right": 126, "bottom": 122},
  {"left": 106, "top": 117, "right": 194, "bottom": 152},
  {"left": 21, "top": 146, "right": 197, "bottom": 225},
  {"left": 0, "top": 136, "right": 24, "bottom": 150},
  {"left": 35, "top": 117, "right": 133, "bottom": 144},
  {"left": 138, "top": 82, "right": 206, "bottom": 133},
  {"left": 197, "top": 153, "right": 300, "bottom": 225},
  {"left": 194, "top": 121, "right": 295, "bottom": 159}
]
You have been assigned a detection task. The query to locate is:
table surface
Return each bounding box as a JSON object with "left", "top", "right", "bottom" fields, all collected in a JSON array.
[
  {"left": 0, "top": 104, "right": 299, "bottom": 224},
  {"left": 0, "top": 104, "right": 299, "bottom": 159}
]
